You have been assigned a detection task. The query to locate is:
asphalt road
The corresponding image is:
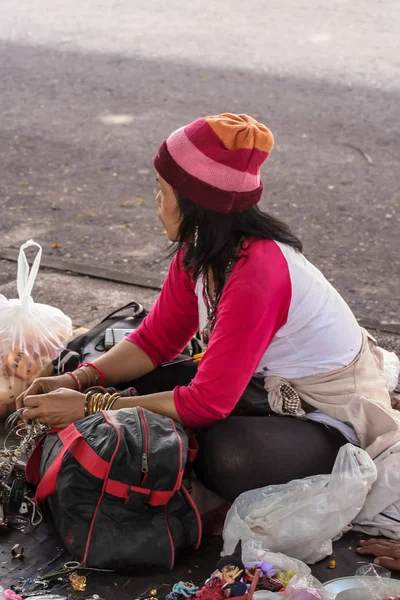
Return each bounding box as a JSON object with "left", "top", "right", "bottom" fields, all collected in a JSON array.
[{"left": 0, "top": 0, "right": 399, "bottom": 322}]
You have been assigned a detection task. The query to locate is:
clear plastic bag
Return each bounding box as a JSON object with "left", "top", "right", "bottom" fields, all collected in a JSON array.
[
  {"left": 379, "top": 347, "right": 400, "bottom": 392},
  {"left": 241, "top": 541, "right": 323, "bottom": 599},
  {"left": 251, "top": 574, "right": 324, "bottom": 599},
  {"left": 324, "top": 564, "right": 400, "bottom": 600},
  {"left": 223, "top": 444, "right": 377, "bottom": 564},
  {"left": 0, "top": 240, "right": 72, "bottom": 407}
]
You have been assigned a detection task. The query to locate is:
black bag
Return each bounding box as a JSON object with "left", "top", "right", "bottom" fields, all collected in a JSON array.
[
  {"left": 26, "top": 407, "right": 201, "bottom": 571},
  {"left": 54, "top": 301, "right": 148, "bottom": 373},
  {"left": 54, "top": 301, "right": 202, "bottom": 374}
]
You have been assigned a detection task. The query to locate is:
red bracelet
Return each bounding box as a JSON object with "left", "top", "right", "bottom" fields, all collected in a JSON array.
[
  {"left": 78, "top": 362, "right": 105, "bottom": 387},
  {"left": 66, "top": 372, "right": 82, "bottom": 392}
]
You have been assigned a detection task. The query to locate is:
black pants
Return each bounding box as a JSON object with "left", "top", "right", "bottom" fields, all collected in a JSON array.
[{"left": 133, "top": 363, "right": 348, "bottom": 502}]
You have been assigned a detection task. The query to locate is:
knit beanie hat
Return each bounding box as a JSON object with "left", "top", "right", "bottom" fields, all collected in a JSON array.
[{"left": 153, "top": 113, "right": 274, "bottom": 214}]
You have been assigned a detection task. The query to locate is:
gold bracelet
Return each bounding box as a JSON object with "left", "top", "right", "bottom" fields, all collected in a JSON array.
[
  {"left": 94, "top": 393, "right": 102, "bottom": 413},
  {"left": 84, "top": 391, "right": 93, "bottom": 417},
  {"left": 77, "top": 366, "right": 99, "bottom": 388},
  {"left": 89, "top": 393, "right": 97, "bottom": 415},
  {"left": 85, "top": 391, "right": 122, "bottom": 416},
  {"left": 84, "top": 364, "right": 100, "bottom": 386},
  {"left": 99, "top": 393, "right": 110, "bottom": 411},
  {"left": 104, "top": 392, "right": 120, "bottom": 410},
  {"left": 107, "top": 394, "right": 121, "bottom": 410}
]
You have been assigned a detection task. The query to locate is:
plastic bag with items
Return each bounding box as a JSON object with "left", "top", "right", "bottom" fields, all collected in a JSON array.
[
  {"left": 0, "top": 240, "right": 72, "bottom": 411},
  {"left": 242, "top": 541, "right": 324, "bottom": 599},
  {"left": 223, "top": 444, "right": 377, "bottom": 564},
  {"left": 380, "top": 347, "right": 400, "bottom": 393}
]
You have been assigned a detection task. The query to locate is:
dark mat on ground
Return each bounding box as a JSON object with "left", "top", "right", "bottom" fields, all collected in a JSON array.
[{"left": 1, "top": 522, "right": 399, "bottom": 598}]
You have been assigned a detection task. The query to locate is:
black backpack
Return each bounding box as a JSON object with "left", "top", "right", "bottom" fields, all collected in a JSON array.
[{"left": 26, "top": 407, "right": 201, "bottom": 571}]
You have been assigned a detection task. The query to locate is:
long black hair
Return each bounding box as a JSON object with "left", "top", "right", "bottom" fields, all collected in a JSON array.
[{"left": 173, "top": 195, "right": 302, "bottom": 298}]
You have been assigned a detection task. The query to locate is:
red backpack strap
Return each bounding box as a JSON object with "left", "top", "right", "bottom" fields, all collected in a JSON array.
[
  {"left": 187, "top": 434, "right": 199, "bottom": 463},
  {"left": 26, "top": 428, "right": 59, "bottom": 485},
  {"left": 33, "top": 425, "right": 85, "bottom": 504}
]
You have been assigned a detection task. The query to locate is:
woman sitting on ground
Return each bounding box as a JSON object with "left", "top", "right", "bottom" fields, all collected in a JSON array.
[{"left": 18, "top": 113, "right": 398, "bottom": 503}]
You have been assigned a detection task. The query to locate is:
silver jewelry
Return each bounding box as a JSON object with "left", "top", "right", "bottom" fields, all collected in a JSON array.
[{"left": 201, "top": 237, "right": 245, "bottom": 345}]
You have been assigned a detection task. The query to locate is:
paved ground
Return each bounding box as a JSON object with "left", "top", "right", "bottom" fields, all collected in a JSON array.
[
  {"left": 0, "top": 0, "right": 399, "bottom": 324},
  {"left": 0, "top": 2, "right": 400, "bottom": 596},
  {"left": 2, "top": 524, "right": 395, "bottom": 596}
]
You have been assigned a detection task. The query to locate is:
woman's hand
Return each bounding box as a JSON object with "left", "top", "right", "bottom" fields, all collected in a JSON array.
[
  {"left": 22, "top": 388, "right": 85, "bottom": 429},
  {"left": 16, "top": 374, "right": 78, "bottom": 410},
  {"left": 357, "top": 539, "right": 400, "bottom": 570}
]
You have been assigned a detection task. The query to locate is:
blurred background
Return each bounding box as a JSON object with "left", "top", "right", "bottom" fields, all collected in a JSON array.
[{"left": 0, "top": 0, "right": 399, "bottom": 323}]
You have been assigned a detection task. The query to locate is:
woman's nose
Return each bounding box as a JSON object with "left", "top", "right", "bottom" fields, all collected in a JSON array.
[{"left": 156, "top": 192, "right": 161, "bottom": 207}]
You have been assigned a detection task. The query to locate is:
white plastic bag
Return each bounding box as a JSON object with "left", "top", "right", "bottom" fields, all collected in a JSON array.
[
  {"left": 223, "top": 444, "right": 377, "bottom": 564},
  {"left": 0, "top": 240, "right": 72, "bottom": 407},
  {"left": 379, "top": 347, "right": 400, "bottom": 392}
]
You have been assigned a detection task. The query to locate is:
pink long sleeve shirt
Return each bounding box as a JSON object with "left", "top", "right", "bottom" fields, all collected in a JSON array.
[{"left": 126, "top": 239, "right": 362, "bottom": 428}]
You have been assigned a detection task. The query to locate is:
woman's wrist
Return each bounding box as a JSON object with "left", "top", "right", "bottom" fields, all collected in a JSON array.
[
  {"left": 71, "top": 368, "right": 90, "bottom": 390},
  {"left": 78, "top": 362, "right": 105, "bottom": 387},
  {"left": 65, "top": 371, "right": 82, "bottom": 391},
  {"left": 63, "top": 371, "right": 85, "bottom": 391},
  {"left": 72, "top": 364, "right": 106, "bottom": 391}
]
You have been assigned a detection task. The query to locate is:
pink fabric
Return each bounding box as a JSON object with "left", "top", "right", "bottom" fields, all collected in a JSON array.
[
  {"left": 127, "top": 240, "right": 292, "bottom": 428},
  {"left": 167, "top": 128, "right": 261, "bottom": 192},
  {"left": 185, "top": 118, "right": 268, "bottom": 174},
  {"left": 126, "top": 249, "right": 198, "bottom": 367}
]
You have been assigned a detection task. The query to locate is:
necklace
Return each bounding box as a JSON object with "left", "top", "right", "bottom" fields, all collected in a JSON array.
[{"left": 201, "top": 238, "right": 244, "bottom": 345}]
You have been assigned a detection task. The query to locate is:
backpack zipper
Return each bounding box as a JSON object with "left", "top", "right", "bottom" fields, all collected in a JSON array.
[{"left": 138, "top": 407, "right": 149, "bottom": 486}]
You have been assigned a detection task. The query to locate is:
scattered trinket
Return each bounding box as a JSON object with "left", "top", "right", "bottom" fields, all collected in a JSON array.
[
  {"left": 195, "top": 542, "right": 248, "bottom": 599},
  {"left": 64, "top": 561, "right": 80, "bottom": 569},
  {"left": 11, "top": 544, "right": 24, "bottom": 559},
  {"left": 172, "top": 582, "right": 199, "bottom": 598},
  {"left": 245, "top": 561, "right": 276, "bottom": 579},
  {"left": 275, "top": 569, "right": 296, "bottom": 587},
  {"left": 69, "top": 572, "right": 87, "bottom": 591},
  {"left": 150, "top": 591, "right": 158, "bottom": 597},
  {"left": 328, "top": 559, "right": 337, "bottom": 569},
  {"left": 256, "top": 575, "right": 284, "bottom": 593}
]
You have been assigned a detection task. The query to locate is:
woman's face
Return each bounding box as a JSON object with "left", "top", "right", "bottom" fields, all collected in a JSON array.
[{"left": 156, "top": 173, "right": 182, "bottom": 242}]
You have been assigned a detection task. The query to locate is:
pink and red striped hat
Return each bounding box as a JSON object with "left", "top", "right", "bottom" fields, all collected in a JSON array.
[{"left": 153, "top": 113, "right": 274, "bottom": 214}]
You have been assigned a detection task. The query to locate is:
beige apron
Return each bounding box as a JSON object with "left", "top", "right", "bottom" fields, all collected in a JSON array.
[{"left": 264, "top": 328, "right": 400, "bottom": 459}]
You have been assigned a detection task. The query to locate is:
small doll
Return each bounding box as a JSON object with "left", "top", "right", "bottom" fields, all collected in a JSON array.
[
  {"left": 197, "top": 541, "right": 248, "bottom": 599},
  {"left": 215, "top": 541, "right": 247, "bottom": 597}
]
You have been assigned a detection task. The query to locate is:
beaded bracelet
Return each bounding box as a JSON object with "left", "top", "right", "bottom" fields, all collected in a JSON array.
[
  {"left": 78, "top": 362, "right": 105, "bottom": 387},
  {"left": 66, "top": 372, "right": 82, "bottom": 392}
]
